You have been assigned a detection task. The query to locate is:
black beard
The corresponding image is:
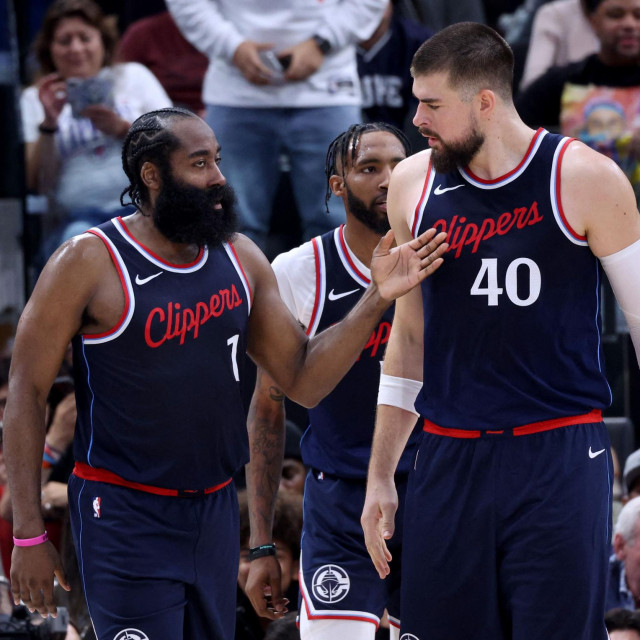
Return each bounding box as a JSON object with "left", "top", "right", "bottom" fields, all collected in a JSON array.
[
  {"left": 152, "top": 169, "right": 238, "bottom": 248},
  {"left": 346, "top": 186, "right": 390, "bottom": 235},
  {"left": 421, "top": 127, "right": 485, "bottom": 174}
]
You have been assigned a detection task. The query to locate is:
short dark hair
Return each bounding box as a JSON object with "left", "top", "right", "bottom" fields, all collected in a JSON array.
[
  {"left": 324, "top": 122, "right": 411, "bottom": 212},
  {"left": 238, "top": 490, "right": 303, "bottom": 560},
  {"left": 605, "top": 608, "right": 640, "bottom": 633},
  {"left": 411, "top": 22, "right": 514, "bottom": 102},
  {"left": 120, "top": 107, "right": 198, "bottom": 209},
  {"left": 581, "top": 0, "right": 606, "bottom": 15},
  {"left": 33, "top": 0, "right": 119, "bottom": 76}
]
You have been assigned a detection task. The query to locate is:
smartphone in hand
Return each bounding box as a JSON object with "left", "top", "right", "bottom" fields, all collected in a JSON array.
[
  {"left": 66, "top": 70, "right": 115, "bottom": 117},
  {"left": 258, "top": 50, "right": 285, "bottom": 85}
]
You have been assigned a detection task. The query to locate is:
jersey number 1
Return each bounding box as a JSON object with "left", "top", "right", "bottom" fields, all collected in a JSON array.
[{"left": 227, "top": 334, "right": 240, "bottom": 381}]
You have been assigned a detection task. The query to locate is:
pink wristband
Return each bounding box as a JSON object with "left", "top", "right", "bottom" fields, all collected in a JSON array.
[{"left": 13, "top": 532, "right": 48, "bottom": 547}]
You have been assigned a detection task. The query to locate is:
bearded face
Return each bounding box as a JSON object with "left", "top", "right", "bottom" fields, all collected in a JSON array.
[{"left": 152, "top": 165, "right": 238, "bottom": 248}]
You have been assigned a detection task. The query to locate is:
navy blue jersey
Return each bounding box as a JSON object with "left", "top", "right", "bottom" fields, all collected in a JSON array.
[
  {"left": 411, "top": 129, "right": 611, "bottom": 430},
  {"left": 72, "top": 217, "right": 252, "bottom": 488},
  {"left": 299, "top": 226, "right": 417, "bottom": 478},
  {"left": 357, "top": 16, "right": 432, "bottom": 129}
]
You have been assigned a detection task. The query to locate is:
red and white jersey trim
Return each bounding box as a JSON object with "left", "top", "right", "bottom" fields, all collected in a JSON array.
[
  {"left": 550, "top": 137, "right": 588, "bottom": 246},
  {"left": 82, "top": 228, "right": 135, "bottom": 345},
  {"left": 112, "top": 216, "right": 209, "bottom": 272},
  {"left": 335, "top": 225, "right": 370, "bottom": 287},
  {"left": 459, "top": 128, "right": 547, "bottom": 189},
  {"left": 411, "top": 159, "right": 435, "bottom": 238},
  {"left": 307, "top": 237, "right": 327, "bottom": 338},
  {"left": 224, "top": 242, "right": 253, "bottom": 313}
]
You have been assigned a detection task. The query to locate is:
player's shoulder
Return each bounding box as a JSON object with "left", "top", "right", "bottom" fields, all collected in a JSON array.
[
  {"left": 272, "top": 237, "right": 317, "bottom": 271},
  {"left": 271, "top": 236, "right": 320, "bottom": 291},
  {"left": 391, "top": 148, "right": 432, "bottom": 183},
  {"left": 561, "top": 139, "right": 632, "bottom": 197}
]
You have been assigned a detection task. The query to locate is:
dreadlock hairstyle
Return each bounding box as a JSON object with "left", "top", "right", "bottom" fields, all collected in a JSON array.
[
  {"left": 324, "top": 122, "right": 411, "bottom": 213},
  {"left": 120, "top": 107, "right": 198, "bottom": 210}
]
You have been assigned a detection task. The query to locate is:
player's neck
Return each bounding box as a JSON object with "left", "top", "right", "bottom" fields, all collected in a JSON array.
[
  {"left": 122, "top": 210, "right": 202, "bottom": 264},
  {"left": 342, "top": 217, "right": 382, "bottom": 269},
  {"left": 465, "top": 114, "right": 536, "bottom": 182}
]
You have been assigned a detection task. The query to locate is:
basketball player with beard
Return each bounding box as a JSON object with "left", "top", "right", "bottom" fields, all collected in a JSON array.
[
  {"left": 3, "top": 108, "right": 447, "bottom": 640},
  {"left": 245, "top": 123, "right": 413, "bottom": 640},
  {"left": 360, "top": 23, "right": 640, "bottom": 640}
]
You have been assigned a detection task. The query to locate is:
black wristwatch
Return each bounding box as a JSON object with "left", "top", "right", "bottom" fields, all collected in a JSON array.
[{"left": 311, "top": 34, "right": 331, "bottom": 55}]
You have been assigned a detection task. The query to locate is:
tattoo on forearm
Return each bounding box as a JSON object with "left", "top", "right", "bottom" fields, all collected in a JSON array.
[{"left": 268, "top": 386, "right": 285, "bottom": 402}]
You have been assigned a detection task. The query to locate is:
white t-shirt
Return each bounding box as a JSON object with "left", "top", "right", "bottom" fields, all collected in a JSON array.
[
  {"left": 21, "top": 62, "right": 172, "bottom": 215},
  {"left": 166, "top": 0, "right": 388, "bottom": 108}
]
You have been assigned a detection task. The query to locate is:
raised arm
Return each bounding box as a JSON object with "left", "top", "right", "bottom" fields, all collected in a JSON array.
[
  {"left": 239, "top": 227, "right": 446, "bottom": 408},
  {"left": 3, "top": 236, "right": 112, "bottom": 616}
]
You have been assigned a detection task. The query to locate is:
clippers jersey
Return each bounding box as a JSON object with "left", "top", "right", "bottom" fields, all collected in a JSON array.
[
  {"left": 72, "top": 217, "right": 252, "bottom": 488},
  {"left": 411, "top": 129, "right": 611, "bottom": 430},
  {"left": 275, "top": 226, "right": 417, "bottom": 479}
]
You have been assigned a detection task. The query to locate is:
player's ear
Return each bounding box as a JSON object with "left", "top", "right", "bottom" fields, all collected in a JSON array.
[
  {"left": 613, "top": 532, "right": 627, "bottom": 560},
  {"left": 329, "top": 174, "right": 345, "bottom": 197},
  {"left": 140, "top": 161, "right": 161, "bottom": 192}
]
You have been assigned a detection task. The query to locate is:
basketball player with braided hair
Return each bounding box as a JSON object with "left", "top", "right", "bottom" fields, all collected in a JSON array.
[
  {"left": 3, "top": 108, "right": 447, "bottom": 639},
  {"left": 245, "top": 122, "right": 413, "bottom": 640}
]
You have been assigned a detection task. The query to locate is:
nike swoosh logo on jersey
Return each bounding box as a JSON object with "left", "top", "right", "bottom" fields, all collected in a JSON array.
[
  {"left": 588, "top": 447, "right": 605, "bottom": 459},
  {"left": 328, "top": 288, "right": 359, "bottom": 301},
  {"left": 135, "top": 272, "right": 163, "bottom": 285},
  {"left": 434, "top": 183, "right": 465, "bottom": 195}
]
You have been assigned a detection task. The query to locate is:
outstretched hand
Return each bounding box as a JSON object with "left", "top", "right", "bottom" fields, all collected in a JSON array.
[
  {"left": 371, "top": 228, "right": 448, "bottom": 302},
  {"left": 245, "top": 556, "right": 289, "bottom": 621}
]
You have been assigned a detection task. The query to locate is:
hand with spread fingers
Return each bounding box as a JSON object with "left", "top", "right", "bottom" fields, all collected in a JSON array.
[{"left": 371, "top": 228, "right": 448, "bottom": 302}]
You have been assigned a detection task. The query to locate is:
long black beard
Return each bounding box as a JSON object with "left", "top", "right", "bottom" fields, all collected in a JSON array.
[
  {"left": 421, "top": 127, "right": 485, "bottom": 174},
  {"left": 346, "top": 186, "right": 390, "bottom": 235},
  {"left": 152, "top": 170, "right": 238, "bottom": 248}
]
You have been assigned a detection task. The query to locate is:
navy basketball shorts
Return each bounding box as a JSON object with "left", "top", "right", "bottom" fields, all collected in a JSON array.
[
  {"left": 68, "top": 474, "right": 239, "bottom": 640},
  {"left": 299, "top": 470, "right": 407, "bottom": 631},
  {"left": 400, "top": 420, "right": 612, "bottom": 640}
]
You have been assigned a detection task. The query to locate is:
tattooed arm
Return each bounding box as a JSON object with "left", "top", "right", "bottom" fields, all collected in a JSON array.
[{"left": 244, "top": 367, "right": 288, "bottom": 619}]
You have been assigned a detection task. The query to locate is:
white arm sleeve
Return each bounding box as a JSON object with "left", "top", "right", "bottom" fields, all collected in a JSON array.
[{"left": 600, "top": 237, "right": 640, "bottom": 368}]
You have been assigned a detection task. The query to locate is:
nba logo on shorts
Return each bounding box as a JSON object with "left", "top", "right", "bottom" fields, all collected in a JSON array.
[
  {"left": 93, "top": 496, "right": 101, "bottom": 518},
  {"left": 113, "top": 629, "right": 149, "bottom": 640},
  {"left": 311, "top": 564, "right": 350, "bottom": 603}
]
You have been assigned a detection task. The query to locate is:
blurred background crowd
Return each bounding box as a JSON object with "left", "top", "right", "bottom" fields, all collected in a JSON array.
[{"left": 1, "top": 0, "right": 640, "bottom": 638}]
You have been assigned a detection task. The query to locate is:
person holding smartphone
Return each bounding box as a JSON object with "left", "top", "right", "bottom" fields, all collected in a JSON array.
[
  {"left": 166, "top": 0, "right": 388, "bottom": 253},
  {"left": 21, "top": 0, "right": 172, "bottom": 265}
]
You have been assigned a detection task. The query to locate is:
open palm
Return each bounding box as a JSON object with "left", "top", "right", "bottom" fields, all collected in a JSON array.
[{"left": 371, "top": 229, "right": 448, "bottom": 301}]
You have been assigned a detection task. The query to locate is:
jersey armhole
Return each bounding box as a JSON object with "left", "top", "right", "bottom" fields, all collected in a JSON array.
[
  {"left": 411, "top": 158, "right": 433, "bottom": 238},
  {"left": 81, "top": 228, "right": 134, "bottom": 343},
  {"left": 552, "top": 137, "right": 588, "bottom": 245}
]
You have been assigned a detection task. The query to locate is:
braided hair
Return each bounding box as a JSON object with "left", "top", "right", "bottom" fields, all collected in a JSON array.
[
  {"left": 120, "top": 107, "right": 198, "bottom": 210},
  {"left": 324, "top": 122, "right": 411, "bottom": 213}
]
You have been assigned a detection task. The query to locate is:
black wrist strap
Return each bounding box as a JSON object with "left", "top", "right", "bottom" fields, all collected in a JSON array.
[
  {"left": 248, "top": 543, "right": 277, "bottom": 561},
  {"left": 38, "top": 123, "right": 59, "bottom": 134}
]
